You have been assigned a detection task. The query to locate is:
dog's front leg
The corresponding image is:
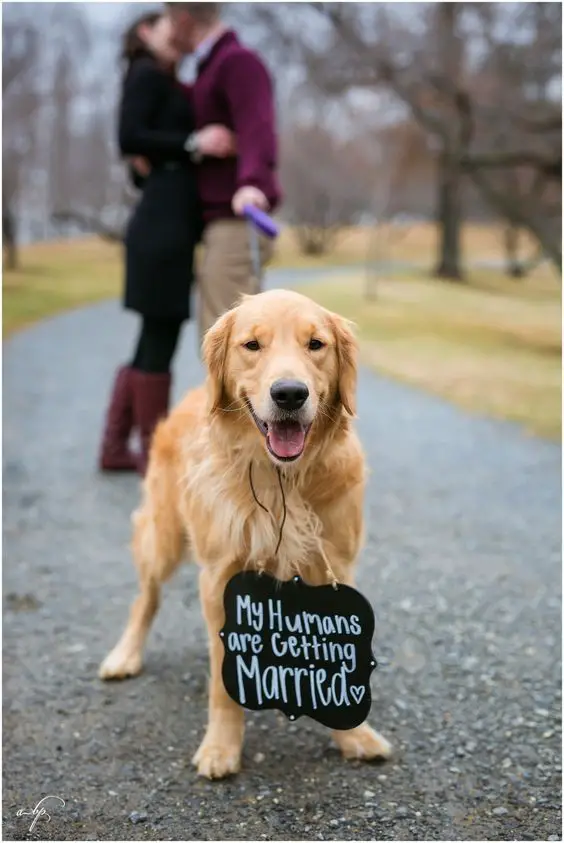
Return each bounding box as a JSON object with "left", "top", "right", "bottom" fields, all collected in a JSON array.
[
  {"left": 313, "top": 549, "right": 393, "bottom": 763},
  {"left": 332, "top": 724, "right": 393, "bottom": 761},
  {"left": 193, "top": 565, "right": 245, "bottom": 779},
  {"left": 330, "top": 562, "right": 393, "bottom": 762}
]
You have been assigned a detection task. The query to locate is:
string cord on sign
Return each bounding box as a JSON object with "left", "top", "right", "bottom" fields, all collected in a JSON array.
[
  {"left": 248, "top": 460, "right": 338, "bottom": 588},
  {"left": 248, "top": 461, "right": 286, "bottom": 557}
]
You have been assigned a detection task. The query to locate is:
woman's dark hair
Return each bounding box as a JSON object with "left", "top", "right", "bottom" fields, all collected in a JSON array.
[{"left": 121, "top": 11, "right": 161, "bottom": 74}]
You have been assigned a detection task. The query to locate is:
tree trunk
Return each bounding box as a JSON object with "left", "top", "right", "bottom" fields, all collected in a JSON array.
[
  {"left": 433, "top": 3, "right": 464, "bottom": 281},
  {"left": 295, "top": 225, "right": 337, "bottom": 256},
  {"left": 434, "top": 151, "right": 463, "bottom": 280},
  {"left": 2, "top": 208, "right": 17, "bottom": 270},
  {"left": 468, "top": 168, "right": 562, "bottom": 276},
  {"left": 504, "top": 224, "right": 524, "bottom": 278}
]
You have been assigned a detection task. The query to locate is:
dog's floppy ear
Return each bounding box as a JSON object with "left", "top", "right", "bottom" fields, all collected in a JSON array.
[
  {"left": 330, "top": 313, "right": 358, "bottom": 416},
  {"left": 202, "top": 309, "right": 234, "bottom": 414}
]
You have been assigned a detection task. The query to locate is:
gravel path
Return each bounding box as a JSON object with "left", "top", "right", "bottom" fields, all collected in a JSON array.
[{"left": 3, "top": 271, "right": 561, "bottom": 841}]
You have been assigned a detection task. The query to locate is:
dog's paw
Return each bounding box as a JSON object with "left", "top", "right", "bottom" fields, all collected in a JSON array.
[
  {"left": 98, "top": 646, "right": 142, "bottom": 681},
  {"left": 192, "top": 738, "right": 241, "bottom": 780},
  {"left": 332, "top": 724, "right": 393, "bottom": 761}
]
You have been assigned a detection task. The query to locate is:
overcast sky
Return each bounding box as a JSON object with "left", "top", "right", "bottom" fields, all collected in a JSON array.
[{"left": 85, "top": 2, "right": 149, "bottom": 25}]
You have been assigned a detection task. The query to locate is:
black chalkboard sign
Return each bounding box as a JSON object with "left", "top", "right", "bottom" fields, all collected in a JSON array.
[{"left": 220, "top": 572, "right": 377, "bottom": 730}]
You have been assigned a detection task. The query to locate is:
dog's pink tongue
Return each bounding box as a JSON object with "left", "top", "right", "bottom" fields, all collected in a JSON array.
[{"left": 268, "top": 422, "right": 306, "bottom": 459}]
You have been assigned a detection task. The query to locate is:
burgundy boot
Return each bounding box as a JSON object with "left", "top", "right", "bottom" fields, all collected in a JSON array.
[
  {"left": 131, "top": 371, "right": 172, "bottom": 476},
  {"left": 98, "top": 366, "right": 138, "bottom": 472}
]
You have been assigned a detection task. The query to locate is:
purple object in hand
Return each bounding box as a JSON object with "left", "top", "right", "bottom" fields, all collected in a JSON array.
[{"left": 243, "top": 205, "right": 279, "bottom": 239}]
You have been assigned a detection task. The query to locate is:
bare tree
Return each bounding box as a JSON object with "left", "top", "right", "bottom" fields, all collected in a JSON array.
[
  {"left": 2, "top": 17, "right": 40, "bottom": 267},
  {"left": 309, "top": 2, "right": 561, "bottom": 274},
  {"left": 431, "top": 4, "right": 465, "bottom": 279},
  {"left": 363, "top": 120, "right": 432, "bottom": 299},
  {"left": 3, "top": 3, "right": 99, "bottom": 258},
  {"left": 459, "top": 3, "right": 561, "bottom": 272},
  {"left": 49, "top": 50, "right": 75, "bottom": 215},
  {"left": 281, "top": 107, "right": 373, "bottom": 255},
  {"left": 252, "top": 2, "right": 561, "bottom": 277}
]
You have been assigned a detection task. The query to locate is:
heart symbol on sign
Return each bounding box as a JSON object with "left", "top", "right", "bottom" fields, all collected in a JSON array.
[{"left": 350, "top": 685, "right": 366, "bottom": 704}]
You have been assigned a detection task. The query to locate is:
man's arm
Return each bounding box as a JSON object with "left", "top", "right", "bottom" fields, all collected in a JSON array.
[{"left": 220, "top": 50, "right": 278, "bottom": 212}]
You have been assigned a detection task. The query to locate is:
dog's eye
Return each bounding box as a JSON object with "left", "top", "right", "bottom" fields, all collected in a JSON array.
[
  {"left": 308, "top": 338, "right": 325, "bottom": 351},
  {"left": 243, "top": 340, "right": 261, "bottom": 351}
]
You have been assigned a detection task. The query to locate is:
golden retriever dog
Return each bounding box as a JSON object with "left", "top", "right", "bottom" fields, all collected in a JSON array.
[{"left": 99, "top": 288, "right": 392, "bottom": 779}]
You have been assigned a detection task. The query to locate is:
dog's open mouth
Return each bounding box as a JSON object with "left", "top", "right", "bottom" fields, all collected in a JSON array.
[{"left": 245, "top": 400, "right": 310, "bottom": 462}]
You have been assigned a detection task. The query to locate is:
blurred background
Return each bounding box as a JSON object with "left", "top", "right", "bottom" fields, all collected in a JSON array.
[{"left": 3, "top": 1, "right": 562, "bottom": 439}]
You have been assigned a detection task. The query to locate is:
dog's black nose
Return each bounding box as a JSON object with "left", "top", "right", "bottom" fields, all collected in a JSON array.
[{"left": 270, "top": 379, "right": 309, "bottom": 411}]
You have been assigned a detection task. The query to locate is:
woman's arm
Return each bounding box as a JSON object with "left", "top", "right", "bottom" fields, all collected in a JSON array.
[{"left": 118, "top": 59, "right": 191, "bottom": 160}]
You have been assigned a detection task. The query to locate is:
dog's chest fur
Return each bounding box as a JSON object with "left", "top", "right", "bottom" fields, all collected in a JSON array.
[{"left": 185, "top": 449, "right": 328, "bottom": 581}]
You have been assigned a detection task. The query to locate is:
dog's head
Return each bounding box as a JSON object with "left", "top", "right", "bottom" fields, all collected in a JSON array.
[{"left": 203, "top": 289, "right": 357, "bottom": 466}]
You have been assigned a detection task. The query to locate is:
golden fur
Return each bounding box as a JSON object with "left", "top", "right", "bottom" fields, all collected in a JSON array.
[{"left": 99, "top": 289, "right": 392, "bottom": 778}]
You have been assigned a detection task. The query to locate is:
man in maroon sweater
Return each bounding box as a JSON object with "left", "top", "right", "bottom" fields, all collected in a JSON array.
[{"left": 166, "top": 2, "right": 281, "bottom": 339}]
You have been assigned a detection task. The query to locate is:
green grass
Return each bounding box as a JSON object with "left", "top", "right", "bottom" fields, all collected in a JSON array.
[
  {"left": 300, "top": 270, "right": 561, "bottom": 440},
  {"left": 3, "top": 239, "right": 122, "bottom": 337}
]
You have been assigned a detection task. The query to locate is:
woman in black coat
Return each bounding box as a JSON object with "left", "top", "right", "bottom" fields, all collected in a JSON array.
[{"left": 99, "top": 12, "right": 234, "bottom": 475}]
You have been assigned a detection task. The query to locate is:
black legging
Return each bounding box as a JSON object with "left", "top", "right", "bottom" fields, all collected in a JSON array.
[{"left": 131, "top": 316, "right": 183, "bottom": 374}]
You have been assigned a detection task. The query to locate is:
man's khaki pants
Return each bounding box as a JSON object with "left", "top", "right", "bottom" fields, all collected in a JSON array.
[{"left": 198, "top": 218, "right": 273, "bottom": 345}]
